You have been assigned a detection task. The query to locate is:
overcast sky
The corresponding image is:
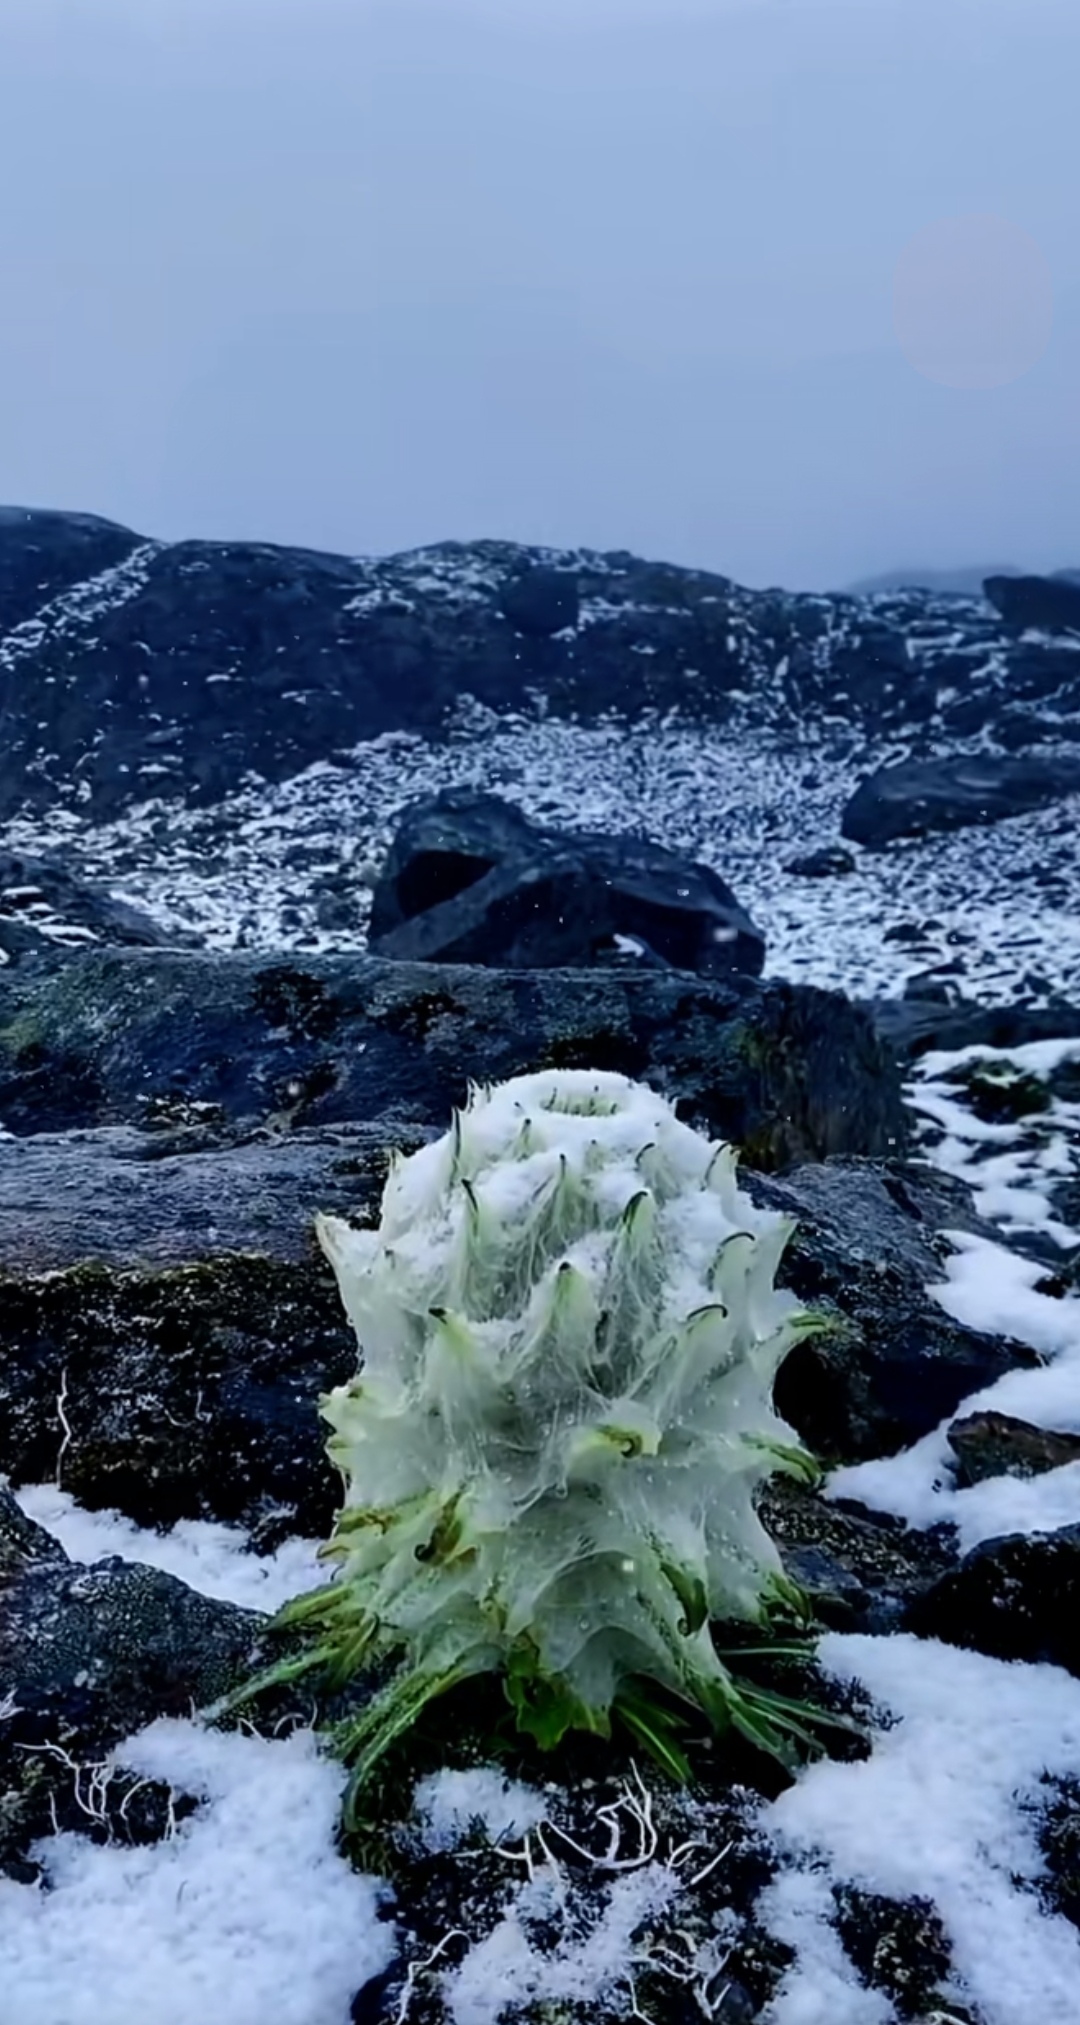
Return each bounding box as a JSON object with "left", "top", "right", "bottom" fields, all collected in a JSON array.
[{"left": 1, "top": 0, "right": 1078, "bottom": 589}]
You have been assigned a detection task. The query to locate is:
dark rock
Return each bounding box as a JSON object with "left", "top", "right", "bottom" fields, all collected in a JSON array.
[
  {"left": 498, "top": 565, "right": 579, "bottom": 637},
  {"left": 1029, "top": 1776, "right": 1080, "bottom": 1933},
  {"left": 831, "top": 1887, "right": 955, "bottom": 2020},
  {"left": 760, "top": 1477, "right": 956, "bottom": 1633},
  {"left": 0, "top": 1486, "right": 267, "bottom": 1877},
  {"left": 3, "top": 511, "right": 1080, "bottom": 820},
  {"left": 0, "top": 505, "right": 142, "bottom": 631},
  {"left": 745, "top": 1160, "right": 1038, "bottom": 1464},
  {"left": 0, "top": 848, "right": 188, "bottom": 961},
  {"left": 0, "top": 1123, "right": 415, "bottom": 1534},
  {"left": 367, "top": 788, "right": 765, "bottom": 979},
  {"left": 784, "top": 847, "right": 857, "bottom": 878},
  {"left": 946, "top": 1411, "right": 1080, "bottom": 1487},
  {"left": 0, "top": 1118, "right": 424, "bottom": 1272},
  {"left": 842, "top": 751, "right": 1080, "bottom": 848},
  {"left": 862, "top": 992, "right": 1080, "bottom": 1065},
  {"left": 882, "top": 920, "right": 943, "bottom": 947},
  {"left": 905, "top": 1525, "right": 1080, "bottom": 1673},
  {"left": 0, "top": 1125, "right": 417, "bottom": 1530},
  {"left": 984, "top": 572, "right": 1080, "bottom": 634},
  {"left": 0, "top": 947, "right": 908, "bottom": 1169}
]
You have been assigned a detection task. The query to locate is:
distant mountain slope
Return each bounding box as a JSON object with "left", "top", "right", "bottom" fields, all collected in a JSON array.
[
  {"left": 842, "top": 565, "right": 1023, "bottom": 598},
  {"left": 2, "top": 507, "right": 1080, "bottom": 822}
]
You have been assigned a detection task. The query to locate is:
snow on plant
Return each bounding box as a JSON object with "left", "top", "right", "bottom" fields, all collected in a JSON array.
[{"left": 239, "top": 1068, "right": 831, "bottom": 1817}]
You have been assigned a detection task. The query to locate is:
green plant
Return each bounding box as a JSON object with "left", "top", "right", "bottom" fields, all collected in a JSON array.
[{"left": 235, "top": 1068, "right": 835, "bottom": 1818}]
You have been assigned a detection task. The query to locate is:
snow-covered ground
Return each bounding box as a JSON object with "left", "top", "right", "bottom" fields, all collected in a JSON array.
[
  {"left": 3, "top": 708, "right": 1080, "bottom": 1006},
  {"left": 5, "top": 1031, "right": 1080, "bottom": 2023}
]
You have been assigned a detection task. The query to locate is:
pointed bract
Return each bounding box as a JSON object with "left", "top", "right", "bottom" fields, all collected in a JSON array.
[{"left": 274, "top": 1069, "right": 828, "bottom": 1793}]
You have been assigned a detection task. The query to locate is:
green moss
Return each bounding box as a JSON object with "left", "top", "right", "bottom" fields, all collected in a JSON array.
[{"left": 958, "top": 1060, "right": 1052, "bottom": 1123}]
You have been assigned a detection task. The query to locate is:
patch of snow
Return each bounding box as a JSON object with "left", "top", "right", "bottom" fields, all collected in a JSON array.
[
  {"left": 444, "top": 1861, "right": 681, "bottom": 2025},
  {"left": 0, "top": 543, "right": 163, "bottom": 675},
  {"left": 14, "top": 1484, "right": 323, "bottom": 1615},
  {"left": 0, "top": 1719, "right": 391, "bottom": 2025},
  {"left": 412, "top": 1767, "right": 549, "bottom": 1855},
  {"left": 828, "top": 1039, "right": 1080, "bottom": 1548},
  {"left": 764, "top": 1633, "right": 1080, "bottom": 2025}
]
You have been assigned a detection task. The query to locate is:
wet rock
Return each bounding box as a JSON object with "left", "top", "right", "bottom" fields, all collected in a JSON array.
[
  {"left": 745, "top": 1160, "right": 1037, "bottom": 1464},
  {"left": 367, "top": 788, "right": 765, "bottom": 978},
  {"left": 842, "top": 751, "right": 1080, "bottom": 849},
  {"left": 946, "top": 1411, "right": 1080, "bottom": 1487},
  {"left": 0, "top": 947, "right": 907, "bottom": 1170},
  {"left": 0, "top": 1487, "right": 267, "bottom": 1878},
  {"left": 904, "top": 1525, "right": 1080, "bottom": 1674},
  {"left": 759, "top": 1478, "right": 956, "bottom": 1634}
]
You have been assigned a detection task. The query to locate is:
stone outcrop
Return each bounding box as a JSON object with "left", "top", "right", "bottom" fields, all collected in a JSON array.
[
  {"left": 4, "top": 508, "right": 1080, "bottom": 820},
  {"left": 366, "top": 787, "right": 765, "bottom": 977},
  {"left": 842, "top": 750, "right": 1080, "bottom": 848}
]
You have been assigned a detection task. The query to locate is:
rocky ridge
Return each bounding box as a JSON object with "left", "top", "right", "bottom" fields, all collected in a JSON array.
[
  {"left": 3, "top": 508, "right": 1080, "bottom": 2022},
  {"left": 2, "top": 507, "right": 1080, "bottom": 824}
]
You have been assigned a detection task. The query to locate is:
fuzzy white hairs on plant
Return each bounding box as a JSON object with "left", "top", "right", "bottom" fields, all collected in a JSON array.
[{"left": 248, "top": 1068, "right": 827, "bottom": 1812}]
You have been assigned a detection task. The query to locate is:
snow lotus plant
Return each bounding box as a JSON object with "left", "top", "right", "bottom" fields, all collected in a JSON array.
[{"left": 244, "top": 1069, "right": 832, "bottom": 1813}]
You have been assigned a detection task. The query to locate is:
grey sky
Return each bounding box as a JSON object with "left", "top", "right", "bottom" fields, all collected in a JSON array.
[{"left": 1, "top": 0, "right": 1078, "bottom": 590}]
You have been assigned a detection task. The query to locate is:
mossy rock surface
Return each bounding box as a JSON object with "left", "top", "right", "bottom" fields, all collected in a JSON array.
[{"left": 0, "top": 947, "right": 907, "bottom": 1165}]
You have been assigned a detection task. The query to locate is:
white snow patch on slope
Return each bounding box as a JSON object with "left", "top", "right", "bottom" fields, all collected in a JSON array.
[
  {"left": 5, "top": 712, "right": 1080, "bottom": 1006},
  {"left": 0, "top": 543, "right": 164, "bottom": 673},
  {"left": 828, "top": 1037, "right": 1080, "bottom": 1547}
]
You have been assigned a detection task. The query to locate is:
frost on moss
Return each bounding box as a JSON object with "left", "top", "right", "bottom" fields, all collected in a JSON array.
[{"left": 241, "top": 1069, "right": 832, "bottom": 1813}]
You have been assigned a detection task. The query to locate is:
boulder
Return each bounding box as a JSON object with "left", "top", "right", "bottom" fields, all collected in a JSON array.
[
  {"left": 984, "top": 572, "right": 1080, "bottom": 634},
  {"left": 784, "top": 847, "right": 856, "bottom": 879},
  {"left": 905, "top": 1524, "right": 1080, "bottom": 1675},
  {"left": 0, "top": 849, "right": 187, "bottom": 963},
  {"left": 842, "top": 750, "right": 1080, "bottom": 848},
  {"left": 861, "top": 991, "right": 1080, "bottom": 1065},
  {"left": 0, "top": 1122, "right": 416, "bottom": 1536},
  {"left": 758, "top": 1476, "right": 956, "bottom": 1634},
  {"left": 746, "top": 1159, "right": 1038, "bottom": 1463},
  {"left": 367, "top": 788, "right": 765, "bottom": 978},
  {"left": 0, "top": 1487, "right": 268, "bottom": 1880},
  {"left": 0, "top": 947, "right": 906, "bottom": 1167},
  {"left": 946, "top": 1411, "right": 1080, "bottom": 1488}
]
